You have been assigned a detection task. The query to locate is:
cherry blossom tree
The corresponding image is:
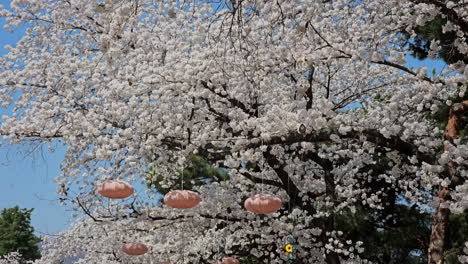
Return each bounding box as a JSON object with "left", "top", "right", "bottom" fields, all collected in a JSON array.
[
  {"left": 0, "top": 252, "right": 29, "bottom": 264},
  {"left": 460, "top": 242, "right": 468, "bottom": 263},
  {"left": 0, "top": 0, "right": 467, "bottom": 263}
]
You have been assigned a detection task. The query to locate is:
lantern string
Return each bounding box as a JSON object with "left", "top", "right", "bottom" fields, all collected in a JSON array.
[
  {"left": 225, "top": 210, "right": 228, "bottom": 256},
  {"left": 216, "top": 230, "right": 220, "bottom": 260},
  {"left": 261, "top": 137, "right": 264, "bottom": 194},
  {"left": 288, "top": 169, "right": 291, "bottom": 214},
  {"left": 181, "top": 131, "right": 186, "bottom": 191},
  {"left": 260, "top": 137, "right": 265, "bottom": 251},
  {"left": 181, "top": 152, "right": 184, "bottom": 191}
]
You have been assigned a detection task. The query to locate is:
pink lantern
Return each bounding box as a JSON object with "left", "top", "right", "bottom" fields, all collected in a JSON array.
[
  {"left": 164, "top": 190, "right": 201, "bottom": 209},
  {"left": 215, "top": 257, "right": 240, "bottom": 264},
  {"left": 97, "top": 180, "right": 134, "bottom": 199},
  {"left": 121, "top": 242, "right": 149, "bottom": 255},
  {"left": 244, "top": 193, "right": 282, "bottom": 214}
]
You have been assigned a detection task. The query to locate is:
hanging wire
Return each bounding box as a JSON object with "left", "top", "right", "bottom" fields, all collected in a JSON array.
[
  {"left": 181, "top": 130, "right": 186, "bottom": 190},
  {"left": 180, "top": 152, "right": 184, "bottom": 191},
  {"left": 215, "top": 196, "right": 221, "bottom": 262},
  {"left": 259, "top": 137, "right": 265, "bottom": 256},
  {"left": 217, "top": 230, "right": 220, "bottom": 261},
  {"left": 182, "top": 130, "right": 187, "bottom": 262},
  {"left": 225, "top": 207, "right": 228, "bottom": 258},
  {"left": 261, "top": 137, "right": 264, "bottom": 194},
  {"left": 215, "top": 217, "right": 224, "bottom": 261},
  {"left": 287, "top": 147, "right": 304, "bottom": 261},
  {"left": 288, "top": 167, "right": 291, "bottom": 214}
]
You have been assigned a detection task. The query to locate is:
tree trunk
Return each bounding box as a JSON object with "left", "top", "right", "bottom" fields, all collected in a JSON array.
[
  {"left": 326, "top": 252, "right": 341, "bottom": 264},
  {"left": 323, "top": 169, "right": 341, "bottom": 264},
  {"left": 322, "top": 215, "right": 341, "bottom": 264},
  {"left": 427, "top": 101, "right": 468, "bottom": 264},
  {"left": 428, "top": 187, "right": 451, "bottom": 264}
]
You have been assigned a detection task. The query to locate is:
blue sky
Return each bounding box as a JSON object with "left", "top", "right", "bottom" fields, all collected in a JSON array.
[
  {"left": 0, "top": 1, "right": 448, "bottom": 237},
  {"left": 406, "top": 54, "right": 447, "bottom": 77},
  {"left": 0, "top": 144, "right": 69, "bottom": 236},
  {"left": 0, "top": 0, "right": 70, "bottom": 236}
]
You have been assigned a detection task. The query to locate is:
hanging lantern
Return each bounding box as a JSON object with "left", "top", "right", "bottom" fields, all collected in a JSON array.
[
  {"left": 164, "top": 190, "right": 201, "bottom": 209},
  {"left": 121, "top": 242, "right": 149, "bottom": 255},
  {"left": 97, "top": 180, "right": 134, "bottom": 199},
  {"left": 244, "top": 194, "right": 282, "bottom": 214},
  {"left": 215, "top": 257, "right": 240, "bottom": 264}
]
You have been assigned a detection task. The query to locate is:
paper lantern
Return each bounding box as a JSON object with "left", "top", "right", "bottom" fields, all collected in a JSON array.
[
  {"left": 97, "top": 180, "right": 134, "bottom": 199},
  {"left": 244, "top": 194, "right": 282, "bottom": 214},
  {"left": 215, "top": 257, "right": 240, "bottom": 264},
  {"left": 121, "top": 242, "right": 149, "bottom": 255},
  {"left": 164, "top": 190, "right": 201, "bottom": 209}
]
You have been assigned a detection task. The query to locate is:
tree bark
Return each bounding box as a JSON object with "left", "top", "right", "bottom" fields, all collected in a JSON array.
[
  {"left": 326, "top": 252, "right": 341, "bottom": 264},
  {"left": 323, "top": 169, "right": 341, "bottom": 264},
  {"left": 324, "top": 218, "right": 341, "bottom": 264},
  {"left": 428, "top": 187, "right": 451, "bottom": 264},
  {"left": 428, "top": 101, "right": 468, "bottom": 264}
]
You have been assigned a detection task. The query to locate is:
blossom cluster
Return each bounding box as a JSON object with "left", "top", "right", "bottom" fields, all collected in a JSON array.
[{"left": 0, "top": 0, "right": 467, "bottom": 262}]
